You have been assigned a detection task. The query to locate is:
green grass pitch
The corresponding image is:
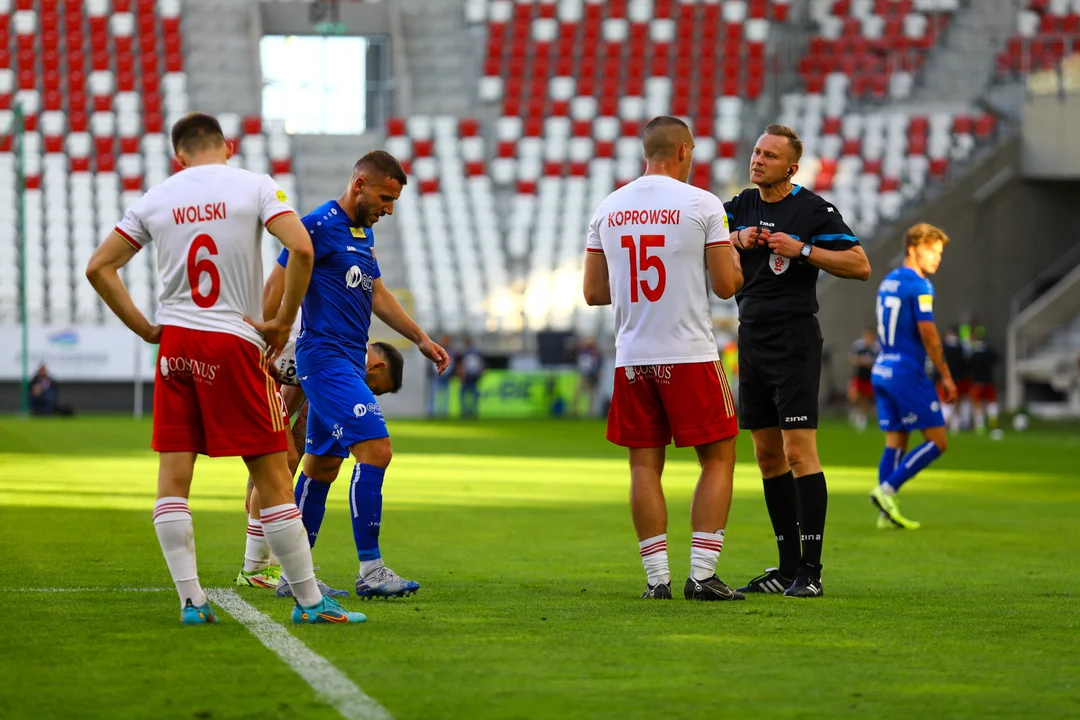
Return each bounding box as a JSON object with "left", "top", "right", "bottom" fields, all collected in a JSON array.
[{"left": 1, "top": 416, "right": 1078, "bottom": 719}]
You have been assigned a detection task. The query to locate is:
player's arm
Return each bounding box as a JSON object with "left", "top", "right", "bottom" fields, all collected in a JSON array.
[
  {"left": 267, "top": 214, "right": 312, "bottom": 327},
  {"left": 262, "top": 261, "right": 285, "bottom": 322},
  {"left": 703, "top": 199, "right": 739, "bottom": 298},
  {"left": 86, "top": 232, "right": 160, "bottom": 343},
  {"left": 371, "top": 277, "right": 451, "bottom": 374},
  {"left": 806, "top": 243, "right": 871, "bottom": 281},
  {"left": 583, "top": 251, "right": 611, "bottom": 305},
  {"left": 919, "top": 321, "right": 956, "bottom": 400}
]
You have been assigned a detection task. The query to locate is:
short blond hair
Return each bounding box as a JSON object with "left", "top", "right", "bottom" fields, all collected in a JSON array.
[
  {"left": 904, "top": 223, "right": 949, "bottom": 250},
  {"left": 763, "top": 124, "right": 803, "bottom": 162}
]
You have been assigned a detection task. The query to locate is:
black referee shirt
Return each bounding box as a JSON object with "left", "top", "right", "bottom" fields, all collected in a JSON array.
[{"left": 724, "top": 185, "right": 859, "bottom": 325}]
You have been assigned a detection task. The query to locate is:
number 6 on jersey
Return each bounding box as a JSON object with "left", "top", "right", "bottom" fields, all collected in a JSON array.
[
  {"left": 187, "top": 233, "right": 221, "bottom": 308},
  {"left": 621, "top": 234, "right": 667, "bottom": 303}
]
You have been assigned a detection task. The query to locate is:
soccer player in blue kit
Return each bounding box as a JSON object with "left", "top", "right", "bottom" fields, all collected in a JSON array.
[
  {"left": 275, "top": 151, "right": 450, "bottom": 598},
  {"left": 869, "top": 223, "right": 956, "bottom": 529}
]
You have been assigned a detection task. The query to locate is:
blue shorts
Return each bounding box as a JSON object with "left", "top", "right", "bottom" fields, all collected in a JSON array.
[
  {"left": 300, "top": 364, "right": 388, "bottom": 458},
  {"left": 872, "top": 370, "right": 944, "bottom": 432}
]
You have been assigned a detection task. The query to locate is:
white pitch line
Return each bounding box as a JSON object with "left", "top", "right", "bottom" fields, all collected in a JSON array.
[
  {"left": 206, "top": 588, "right": 392, "bottom": 720},
  {"left": 2, "top": 587, "right": 170, "bottom": 592}
]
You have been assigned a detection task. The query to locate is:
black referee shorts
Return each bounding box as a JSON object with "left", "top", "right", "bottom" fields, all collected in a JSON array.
[{"left": 738, "top": 315, "right": 823, "bottom": 430}]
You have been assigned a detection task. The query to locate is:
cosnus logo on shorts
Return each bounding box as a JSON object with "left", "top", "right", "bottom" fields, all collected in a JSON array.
[{"left": 160, "top": 356, "right": 169, "bottom": 378}]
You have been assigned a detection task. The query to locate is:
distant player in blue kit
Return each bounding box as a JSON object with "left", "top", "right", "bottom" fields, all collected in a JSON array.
[
  {"left": 870, "top": 223, "right": 956, "bottom": 529},
  {"left": 273, "top": 151, "right": 450, "bottom": 598}
]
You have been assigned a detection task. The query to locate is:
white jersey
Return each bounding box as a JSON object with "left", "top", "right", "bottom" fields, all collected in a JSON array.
[
  {"left": 586, "top": 175, "right": 730, "bottom": 368},
  {"left": 115, "top": 164, "right": 295, "bottom": 349}
]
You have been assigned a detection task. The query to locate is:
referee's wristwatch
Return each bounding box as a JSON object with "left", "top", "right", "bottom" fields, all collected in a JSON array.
[{"left": 799, "top": 242, "right": 813, "bottom": 260}]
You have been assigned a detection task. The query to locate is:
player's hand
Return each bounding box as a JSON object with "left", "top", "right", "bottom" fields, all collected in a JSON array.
[
  {"left": 140, "top": 325, "right": 163, "bottom": 344},
  {"left": 766, "top": 232, "right": 804, "bottom": 258},
  {"left": 418, "top": 336, "right": 451, "bottom": 375},
  {"left": 733, "top": 226, "right": 770, "bottom": 249},
  {"left": 941, "top": 377, "right": 958, "bottom": 404},
  {"left": 246, "top": 316, "right": 291, "bottom": 363}
]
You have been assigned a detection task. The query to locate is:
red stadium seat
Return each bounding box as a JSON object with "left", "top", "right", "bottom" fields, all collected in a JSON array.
[{"left": 242, "top": 115, "right": 262, "bottom": 135}]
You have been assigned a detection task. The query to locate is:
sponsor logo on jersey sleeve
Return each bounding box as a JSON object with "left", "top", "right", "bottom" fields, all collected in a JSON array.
[
  {"left": 276, "top": 189, "right": 288, "bottom": 203},
  {"left": 918, "top": 294, "right": 933, "bottom": 313},
  {"left": 350, "top": 227, "right": 367, "bottom": 238}
]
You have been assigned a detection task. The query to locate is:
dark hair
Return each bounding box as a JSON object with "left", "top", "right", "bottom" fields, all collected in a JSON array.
[
  {"left": 354, "top": 151, "right": 408, "bottom": 186},
  {"left": 371, "top": 341, "right": 404, "bottom": 393},
  {"left": 763, "top": 124, "right": 804, "bottom": 163},
  {"left": 642, "top": 115, "right": 691, "bottom": 161},
  {"left": 171, "top": 112, "right": 226, "bottom": 155}
]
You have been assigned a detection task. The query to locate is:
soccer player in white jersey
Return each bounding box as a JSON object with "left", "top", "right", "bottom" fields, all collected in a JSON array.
[
  {"left": 583, "top": 115, "right": 745, "bottom": 601},
  {"left": 85, "top": 112, "right": 365, "bottom": 625}
]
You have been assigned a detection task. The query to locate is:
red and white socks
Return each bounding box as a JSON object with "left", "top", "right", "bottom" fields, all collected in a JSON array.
[
  {"left": 243, "top": 518, "right": 271, "bottom": 573},
  {"left": 690, "top": 530, "right": 725, "bottom": 581},
  {"left": 638, "top": 530, "right": 727, "bottom": 586},
  {"left": 153, "top": 497, "right": 206, "bottom": 611},
  {"left": 639, "top": 534, "right": 670, "bottom": 587},
  {"left": 260, "top": 504, "right": 321, "bottom": 607}
]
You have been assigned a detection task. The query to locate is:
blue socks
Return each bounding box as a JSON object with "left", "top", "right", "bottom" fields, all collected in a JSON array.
[
  {"left": 294, "top": 472, "right": 331, "bottom": 548},
  {"left": 878, "top": 447, "right": 902, "bottom": 486},
  {"left": 883, "top": 441, "right": 942, "bottom": 494},
  {"left": 350, "top": 464, "right": 385, "bottom": 562}
]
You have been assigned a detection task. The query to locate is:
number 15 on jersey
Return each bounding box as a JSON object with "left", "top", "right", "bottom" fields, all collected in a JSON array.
[{"left": 621, "top": 234, "right": 667, "bottom": 303}]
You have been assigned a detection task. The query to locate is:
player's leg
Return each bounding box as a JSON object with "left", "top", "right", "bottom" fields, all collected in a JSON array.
[
  {"left": 199, "top": 333, "right": 361, "bottom": 623},
  {"left": 972, "top": 384, "right": 987, "bottom": 433},
  {"left": 245, "top": 451, "right": 363, "bottom": 624},
  {"left": 238, "top": 387, "right": 305, "bottom": 588},
  {"left": 774, "top": 318, "right": 827, "bottom": 598},
  {"left": 629, "top": 445, "right": 672, "bottom": 598},
  {"left": 876, "top": 378, "right": 947, "bottom": 528},
  {"left": 869, "top": 379, "right": 907, "bottom": 527},
  {"left": 858, "top": 386, "right": 873, "bottom": 431},
  {"left": 735, "top": 326, "right": 800, "bottom": 595},
  {"left": 663, "top": 361, "right": 742, "bottom": 601},
  {"left": 985, "top": 384, "right": 1000, "bottom": 431},
  {"left": 607, "top": 366, "right": 674, "bottom": 598},
  {"left": 154, "top": 450, "right": 216, "bottom": 623},
  {"left": 149, "top": 327, "right": 216, "bottom": 623}
]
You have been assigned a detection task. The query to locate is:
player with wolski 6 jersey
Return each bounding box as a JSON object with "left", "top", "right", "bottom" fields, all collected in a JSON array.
[
  {"left": 584, "top": 116, "right": 744, "bottom": 602},
  {"left": 85, "top": 112, "right": 365, "bottom": 626}
]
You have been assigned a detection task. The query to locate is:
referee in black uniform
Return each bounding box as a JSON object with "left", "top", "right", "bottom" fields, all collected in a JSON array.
[{"left": 725, "top": 125, "right": 871, "bottom": 598}]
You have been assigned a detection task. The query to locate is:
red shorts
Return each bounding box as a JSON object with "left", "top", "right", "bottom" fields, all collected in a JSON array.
[
  {"left": 970, "top": 382, "right": 997, "bottom": 403},
  {"left": 607, "top": 360, "right": 739, "bottom": 448},
  {"left": 848, "top": 377, "right": 874, "bottom": 399},
  {"left": 939, "top": 379, "right": 972, "bottom": 402},
  {"left": 152, "top": 326, "right": 288, "bottom": 457}
]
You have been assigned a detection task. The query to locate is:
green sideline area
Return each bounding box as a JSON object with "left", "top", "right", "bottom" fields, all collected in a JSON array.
[{"left": 0, "top": 416, "right": 1077, "bottom": 719}]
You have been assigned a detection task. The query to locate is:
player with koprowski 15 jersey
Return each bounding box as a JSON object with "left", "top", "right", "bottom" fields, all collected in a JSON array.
[
  {"left": 869, "top": 223, "right": 956, "bottom": 530},
  {"left": 85, "top": 112, "right": 365, "bottom": 625},
  {"left": 584, "top": 115, "right": 744, "bottom": 602}
]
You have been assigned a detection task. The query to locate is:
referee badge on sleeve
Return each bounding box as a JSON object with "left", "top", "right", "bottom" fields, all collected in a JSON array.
[{"left": 769, "top": 253, "right": 790, "bottom": 275}]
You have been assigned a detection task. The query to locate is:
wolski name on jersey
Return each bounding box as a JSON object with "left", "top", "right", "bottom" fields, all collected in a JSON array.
[
  {"left": 607, "top": 209, "right": 681, "bottom": 227},
  {"left": 172, "top": 202, "right": 227, "bottom": 225}
]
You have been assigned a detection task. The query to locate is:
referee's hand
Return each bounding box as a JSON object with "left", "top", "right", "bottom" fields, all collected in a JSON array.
[
  {"left": 734, "top": 226, "right": 770, "bottom": 249},
  {"left": 766, "top": 232, "right": 803, "bottom": 258}
]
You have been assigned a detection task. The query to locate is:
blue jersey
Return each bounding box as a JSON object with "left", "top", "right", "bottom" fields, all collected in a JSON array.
[
  {"left": 277, "top": 200, "right": 381, "bottom": 376},
  {"left": 873, "top": 266, "right": 934, "bottom": 379}
]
